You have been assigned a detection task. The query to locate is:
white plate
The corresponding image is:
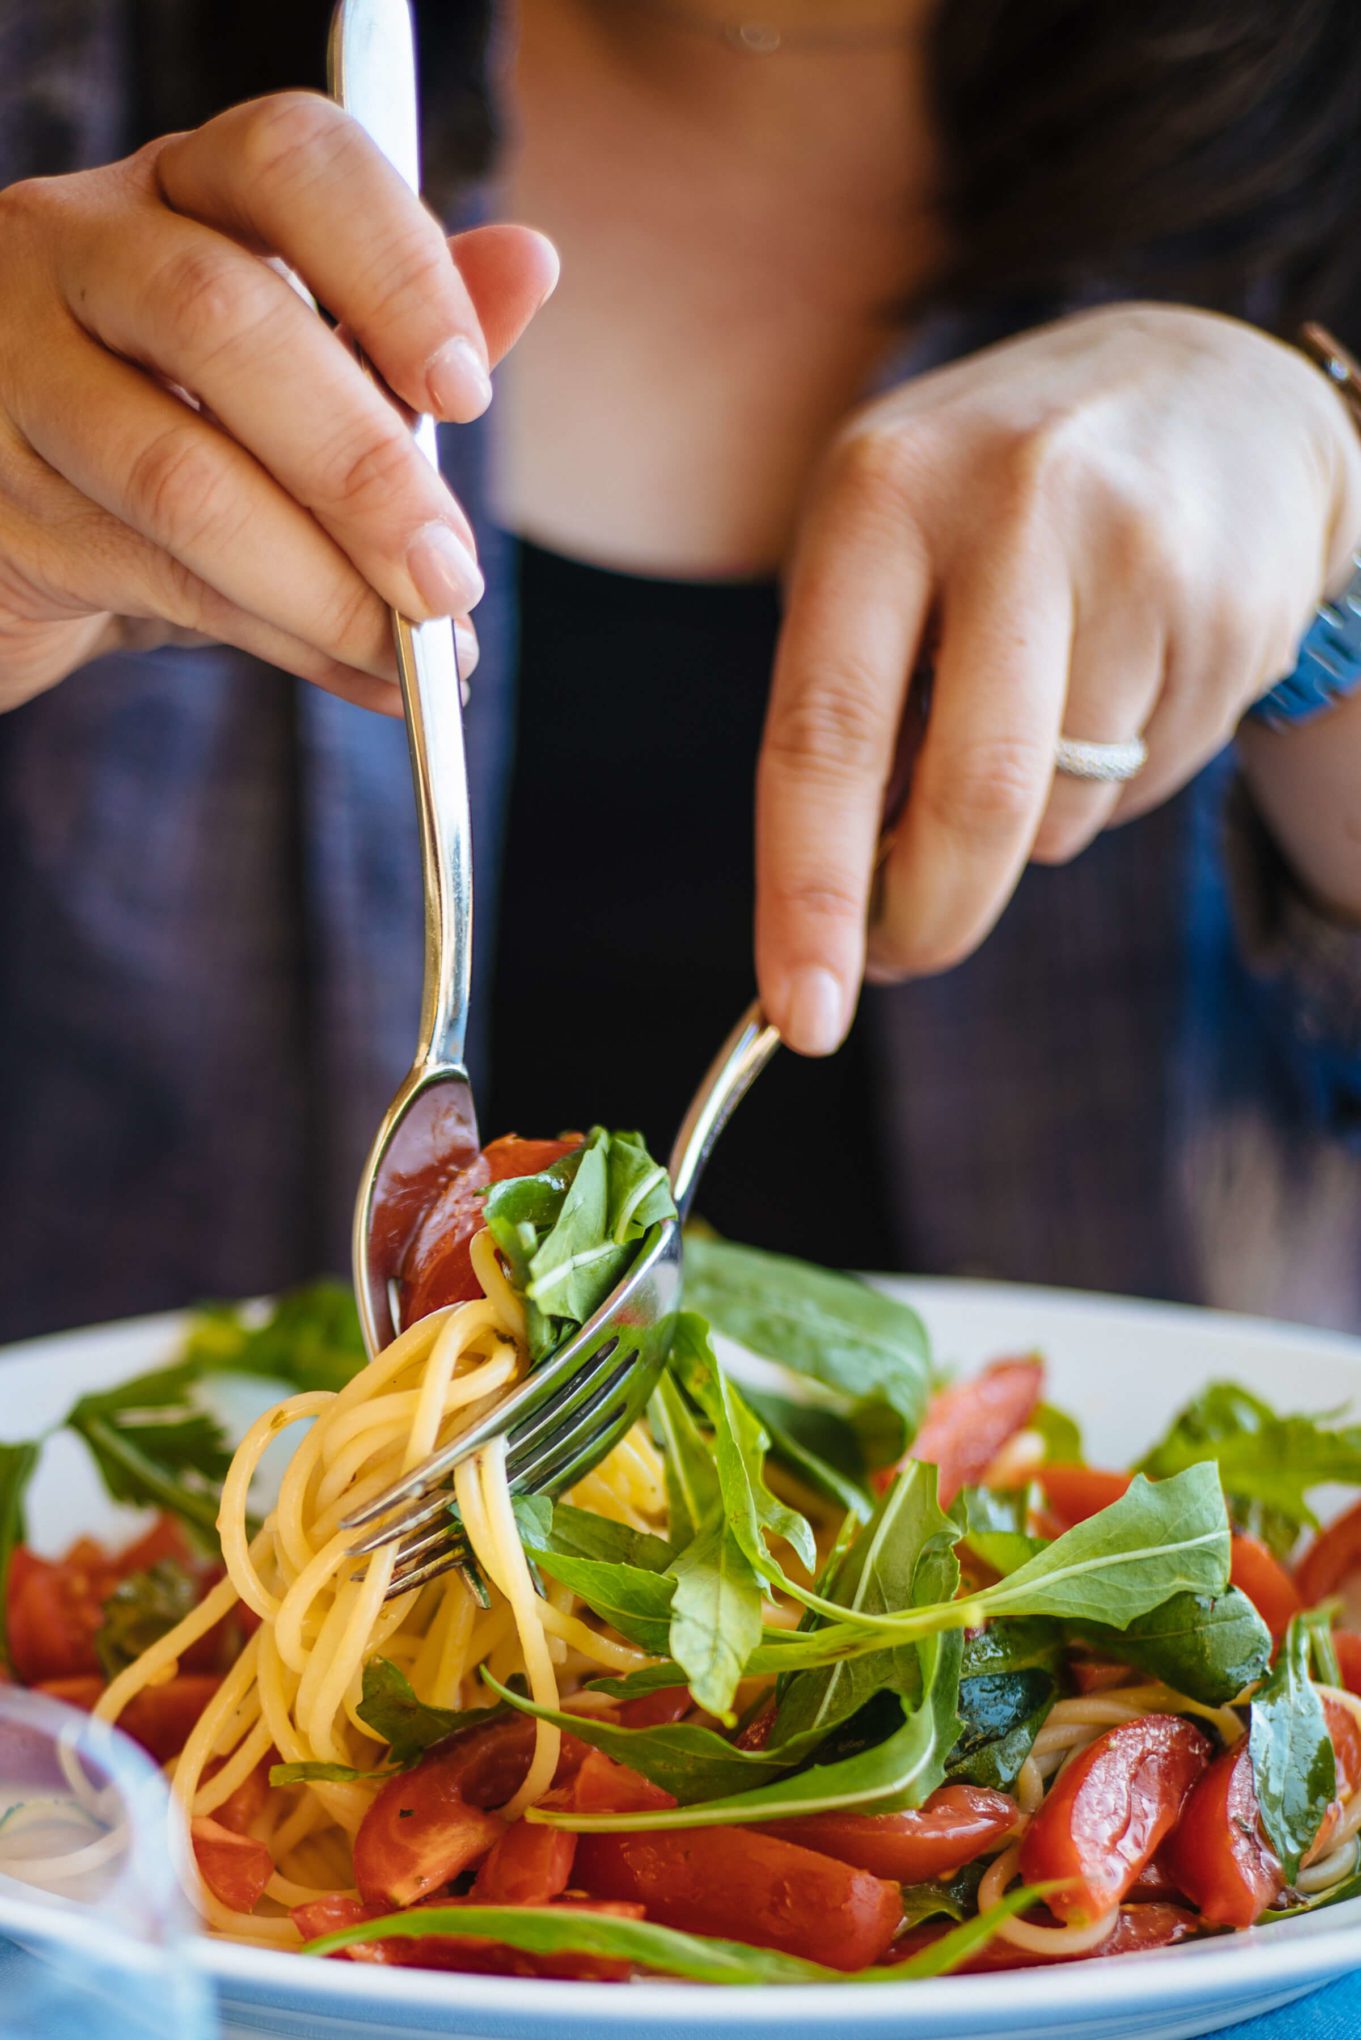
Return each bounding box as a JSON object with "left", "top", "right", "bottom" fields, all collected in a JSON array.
[{"left": 2, "top": 1279, "right": 1359, "bottom": 2040}]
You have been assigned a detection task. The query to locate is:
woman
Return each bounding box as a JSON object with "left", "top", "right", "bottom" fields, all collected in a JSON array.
[{"left": 0, "top": 0, "right": 1358, "bottom": 1335}]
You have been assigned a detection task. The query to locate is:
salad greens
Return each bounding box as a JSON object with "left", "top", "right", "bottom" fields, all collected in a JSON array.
[
  {"left": 484, "top": 1127, "right": 674, "bottom": 1360},
  {"left": 1249, "top": 1616, "right": 1337, "bottom": 1883},
  {"left": 95, "top": 1559, "right": 201, "bottom": 1679}
]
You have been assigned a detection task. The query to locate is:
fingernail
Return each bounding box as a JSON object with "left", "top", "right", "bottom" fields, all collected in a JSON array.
[
  {"left": 454, "top": 621, "right": 480, "bottom": 678},
  {"left": 427, "top": 336, "right": 493, "bottom": 421},
  {"left": 408, "top": 522, "right": 484, "bottom": 615},
  {"left": 783, "top": 965, "right": 846, "bottom": 1056}
]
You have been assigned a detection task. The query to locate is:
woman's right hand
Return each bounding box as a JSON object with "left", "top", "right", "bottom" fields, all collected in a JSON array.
[{"left": 0, "top": 92, "right": 558, "bottom": 713}]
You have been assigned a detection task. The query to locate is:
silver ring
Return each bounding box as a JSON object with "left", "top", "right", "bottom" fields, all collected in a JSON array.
[{"left": 1054, "top": 734, "right": 1148, "bottom": 784}]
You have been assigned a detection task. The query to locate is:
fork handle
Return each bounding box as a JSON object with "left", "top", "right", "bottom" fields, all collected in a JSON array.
[
  {"left": 668, "top": 999, "right": 781, "bottom": 1222},
  {"left": 329, "top": 0, "right": 473, "bottom": 1074}
]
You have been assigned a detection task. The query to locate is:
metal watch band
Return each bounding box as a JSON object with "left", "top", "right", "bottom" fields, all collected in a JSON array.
[{"left": 1249, "top": 323, "right": 1361, "bottom": 730}]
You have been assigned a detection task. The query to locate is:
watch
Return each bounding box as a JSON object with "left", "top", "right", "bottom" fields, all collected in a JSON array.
[{"left": 1249, "top": 323, "right": 1361, "bottom": 731}]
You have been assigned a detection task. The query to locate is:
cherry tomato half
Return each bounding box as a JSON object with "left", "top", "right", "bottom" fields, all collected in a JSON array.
[
  {"left": 757, "top": 1784, "right": 1021, "bottom": 1883},
  {"left": 401, "top": 1135, "right": 582, "bottom": 1324},
  {"left": 1229, "top": 1533, "right": 1303, "bottom": 1639},
  {"left": 893, "top": 1357, "right": 1044, "bottom": 1507},
  {"left": 472, "top": 1818, "right": 577, "bottom": 1905},
  {"left": 1019, "top": 1714, "right": 1211, "bottom": 1924},
  {"left": 1160, "top": 1740, "right": 1282, "bottom": 1928},
  {"left": 352, "top": 1715, "right": 537, "bottom": 1908},
  {"left": 1296, "top": 1499, "right": 1361, "bottom": 1618},
  {"left": 191, "top": 1815, "right": 273, "bottom": 1912},
  {"left": 1037, "top": 1465, "right": 1133, "bottom": 1528}
]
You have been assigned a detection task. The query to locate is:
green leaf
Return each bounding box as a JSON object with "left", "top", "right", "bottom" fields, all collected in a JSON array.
[
  {"left": 545, "top": 1501, "right": 674, "bottom": 1574},
  {"left": 958, "top": 1484, "right": 1046, "bottom": 1577},
  {"left": 1139, "top": 1381, "right": 1361, "bottom": 1552},
  {"left": 1301, "top": 1603, "right": 1343, "bottom": 1690},
  {"left": 180, "top": 1282, "right": 367, "bottom": 1394},
  {"left": 948, "top": 1616, "right": 1063, "bottom": 1793},
  {"left": 682, "top": 1236, "right": 932, "bottom": 1461},
  {"left": 1067, "top": 1588, "right": 1271, "bottom": 1707},
  {"left": 668, "top": 1314, "right": 817, "bottom": 1576},
  {"left": 771, "top": 1461, "right": 956, "bottom": 1753},
  {"left": 484, "top": 1129, "right": 675, "bottom": 1361},
  {"left": 1030, "top": 1403, "right": 1084, "bottom": 1464},
  {"left": 481, "top": 1670, "right": 797, "bottom": 1801},
  {"left": 301, "top": 1889, "right": 1045, "bottom": 1985},
  {"left": 665, "top": 1518, "right": 764, "bottom": 1723},
  {"left": 520, "top": 1544, "right": 675, "bottom": 1652},
  {"left": 739, "top": 1387, "right": 875, "bottom": 1519},
  {"left": 355, "top": 1658, "right": 501, "bottom": 1767},
  {"left": 95, "top": 1560, "right": 201, "bottom": 1679},
  {"left": 899, "top": 1860, "right": 989, "bottom": 1928},
  {"left": 269, "top": 1759, "right": 395, "bottom": 1786},
  {"left": 650, "top": 1370, "right": 719, "bottom": 1548},
  {"left": 974, "top": 1466, "right": 1230, "bottom": 1629},
  {"left": 0, "top": 1441, "right": 40, "bottom": 1671},
  {"left": 1249, "top": 1615, "right": 1336, "bottom": 1883},
  {"left": 66, "top": 1362, "right": 232, "bottom": 1546}
]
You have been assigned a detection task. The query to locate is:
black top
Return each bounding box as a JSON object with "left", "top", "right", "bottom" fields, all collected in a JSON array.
[{"left": 487, "top": 539, "right": 898, "bottom": 1269}]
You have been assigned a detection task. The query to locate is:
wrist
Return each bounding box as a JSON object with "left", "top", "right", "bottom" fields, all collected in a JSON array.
[{"left": 1238, "top": 685, "right": 1361, "bottom": 927}]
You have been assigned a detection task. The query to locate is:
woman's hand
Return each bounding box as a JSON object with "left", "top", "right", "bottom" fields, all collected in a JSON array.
[
  {"left": 0, "top": 92, "right": 558, "bottom": 713},
  {"left": 755, "top": 302, "right": 1361, "bottom": 1053}
]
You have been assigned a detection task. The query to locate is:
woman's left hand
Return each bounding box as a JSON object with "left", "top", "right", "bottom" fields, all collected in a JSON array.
[{"left": 755, "top": 302, "right": 1361, "bottom": 1054}]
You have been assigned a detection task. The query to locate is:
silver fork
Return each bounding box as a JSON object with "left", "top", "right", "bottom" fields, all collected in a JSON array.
[
  {"left": 330, "top": 0, "right": 483, "bottom": 1359},
  {"left": 344, "top": 1000, "right": 781, "bottom": 1597}
]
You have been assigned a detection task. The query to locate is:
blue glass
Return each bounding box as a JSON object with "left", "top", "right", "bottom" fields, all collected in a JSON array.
[{"left": 0, "top": 1689, "right": 218, "bottom": 2040}]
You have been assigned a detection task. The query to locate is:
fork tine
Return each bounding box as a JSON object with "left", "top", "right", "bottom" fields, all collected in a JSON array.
[
  {"left": 346, "top": 1486, "right": 453, "bottom": 1558},
  {"left": 385, "top": 1537, "right": 473, "bottom": 1599}
]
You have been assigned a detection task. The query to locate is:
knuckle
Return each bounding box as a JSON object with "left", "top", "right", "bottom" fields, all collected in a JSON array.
[
  {"left": 124, "top": 423, "right": 242, "bottom": 553},
  {"left": 765, "top": 670, "right": 886, "bottom": 785},
  {"left": 769, "top": 869, "right": 864, "bottom": 927},
  {"left": 313, "top": 571, "right": 387, "bottom": 669},
  {"left": 156, "top": 242, "right": 263, "bottom": 360},
  {"left": 316, "top": 412, "right": 423, "bottom": 524},
  {"left": 920, "top": 734, "right": 1046, "bottom": 843},
  {"left": 828, "top": 423, "right": 919, "bottom": 527},
  {"left": 234, "top": 92, "right": 351, "bottom": 192},
  {"left": 998, "top": 410, "right": 1096, "bottom": 527}
]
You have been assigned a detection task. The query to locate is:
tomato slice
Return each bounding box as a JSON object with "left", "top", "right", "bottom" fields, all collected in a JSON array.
[
  {"left": 1070, "top": 1658, "right": 1137, "bottom": 1695},
  {"left": 191, "top": 1815, "right": 273, "bottom": 1912},
  {"left": 401, "top": 1134, "right": 583, "bottom": 1324},
  {"left": 1037, "top": 1465, "right": 1133, "bottom": 1528},
  {"left": 472, "top": 1818, "right": 577, "bottom": 1904},
  {"left": 1160, "top": 1740, "right": 1282, "bottom": 1927},
  {"left": 756, "top": 1784, "right": 1021, "bottom": 1882},
  {"left": 351, "top": 1716, "right": 537, "bottom": 1908},
  {"left": 37, "top": 1671, "right": 221, "bottom": 1763},
  {"left": 897, "top": 1358, "right": 1044, "bottom": 1507},
  {"left": 1335, "top": 1631, "right": 1361, "bottom": 1696},
  {"left": 615, "top": 1686, "right": 693, "bottom": 1729},
  {"left": 953, "top": 1902, "right": 1203, "bottom": 1971},
  {"left": 574, "top": 1824, "right": 903, "bottom": 1970},
  {"left": 564, "top": 1747, "right": 678, "bottom": 1815},
  {"left": 1296, "top": 1499, "right": 1361, "bottom": 1618},
  {"left": 1019, "top": 1714, "right": 1211, "bottom": 1923},
  {"left": 9, "top": 1553, "right": 109, "bottom": 1683},
  {"left": 1230, "top": 1533, "right": 1303, "bottom": 1639}
]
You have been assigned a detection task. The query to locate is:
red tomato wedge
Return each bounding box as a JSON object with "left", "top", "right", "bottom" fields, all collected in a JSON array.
[
  {"left": 1019, "top": 1714, "right": 1211, "bottom": 1924},
  {"left": 10, "top": 1554, "right": 111, "bottom": 1683},
  {"left": 401, "top": 1135, "right": 582, "bottom": 1323},
  {"left": 1160, "top": 1740, "right": 1283, "bottom": 1927},
  {"left": 891, "top": 1357, "right": 1044, "bottom": 1508},
  {"left": 352, "top": 1716, "right": 537, "bottom": 1908},
  {"left": 564, "top": 1748, "right": 678, "bottom": 1815},
  {"left": 472, "top": 1819, "right": 577, "bottom": 1905},
  {"left": 1037, "top": 1465, "right": 1133, "bottom": 1528},
  {"left": 1335, "top": 1632, "right": 1361, "bottom": 1695},
  {"left": 191, "top": 1815, "right": 273, "bottom": 1912},
  {"left": 1296, "top": 1499, "right": 1361, "bottom": 1617},
  {"left": 574, "top": 1824, "right": 903, "bottom": 1970},
  {"left": 1229, "top": 1533, "right": 1303, "bottom": 1638},
  {"left": 37, "top": 1672, "right": 222, "bottom": 1763},
  {"left": 756, "top": 1784, "right": 1021, "bottom": 1882}
]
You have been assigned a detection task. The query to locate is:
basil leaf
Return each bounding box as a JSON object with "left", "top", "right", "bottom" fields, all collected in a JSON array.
[
  {"left": 0, "top": 1441, "right": 40, "bottom": 1670},
  {"left": 269, "top": 1760, "right": 394, "bottom": 1786},
  {"left": 355, "top": 1658, "right": 501, "bottom": 1767},
  {"left": 1067, "top": 1588, "right": 1271, "bottom": 1707},
  {"left": 180, "top": 1282, "right": 367, "bottom": 1394},
  {"left": 650, "top": 1370, "right": 720, "bottom": 1548},
  {"left": 1249, "top": 1615, "right": 1336, "bottom": 1883},
  {"left": 948, "top": 1668, "right": 1056, "bottom": 1793},
  {"left": 974, "top": 1466, "right": 1230, "bottom": 1629},
  {"left": 1139, "top": 1381, "right": 1361, "bottom": 1552},
  {"left": 95, "top": 1560, "right": 200, "bottom": 1679},
  {"left": 669, "top": 1315, "right": 816, "bottom": 1576},
  {"left": 482, "top": 1669, "right": 797, "bottom": 1801},
  {"left": 772, "top": 1461, "right": 956, "bottom": 1752},
  {"left": 682, "top": 1236, "right": 932, "bottom": 1459},
  {"left": 666, "top": 1517, "right": 764, "bottom": 1722},
  {"left": 484, "top": 1128, "right": 675, "bottom": 1361},
  {"left": 303, "top": 1890, "right": 1044, "bottom": 1984}
]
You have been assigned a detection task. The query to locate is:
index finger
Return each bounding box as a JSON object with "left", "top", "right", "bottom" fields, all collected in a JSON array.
[
  {"left": 155, "top": 94, "right": 494, "bottom": 423},
  {"left": 756, "top": 445, "right": 932, "bottom": 1055}
]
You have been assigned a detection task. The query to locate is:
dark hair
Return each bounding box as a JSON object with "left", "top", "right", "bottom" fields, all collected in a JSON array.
[{"left": 154, "top": 0, "right": 1361, "bottom": 330}]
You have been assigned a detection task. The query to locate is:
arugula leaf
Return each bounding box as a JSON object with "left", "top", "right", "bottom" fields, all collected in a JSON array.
[
  {"left": 65, "top": 1362, "right": 232, "bottom": 1544},
  {"left": 520, "top": 1543, "right": 675, "bottom": 1652},
  {"left": 973, "top": 1466, "right": 1230, "bottom": 1629},
  {"left": 355, "top": 1658, "right": 501, "bottom": 1767},
  {"left": 180, "top": 1283, "right": 367, "bottom": 1394},
  {"left": 270, "top": 1759, "right": 395, "bottom": 1786},
  {"left": 682, "top": 1236, "right": 932, "bottom": 1462},
  {"left": 771, "top": 1461, "right": 955, "bottom": 1752},
  {"left": 666, "top": 1518, "right": 764, "bottom": 1723},
  {"left": 0, "top": 1441, "right": 40, "bottom": 1669},
  {"left": 1139, "top": 1382, "right": 1361, "bottom": 1553},
  {"left": 900, "top": 1860, "right": 988, "bottom": 1928},
  {"left": 302, "top": 1889, "right": 1046, "bottom": 1984},
  {"left": 668, "top": 1314, "right": 817, "bottom": 1576},
  {"left": 95, "top": 1560, "right": 200, "bottom": 1679},
  {"left": 948, "top": 1667, "right": 1055, "bottom": 1792},
  {"left": 545, "top": 1502, "right": 675, "bottom": 1573},
  {"left": 651, "top": 1370, "right": 720, "bottom": 1548},
  {"left": 1030, "top": 1402, "right": 1083, "bottom": 1463},
  {"left": 958, "top": 1484, "right": 1045, "bottom": 1577},
  {"left": 1067, "top": 1588, "right": 1271, "bottom": 1706},
  {"left": 1249, "top": 1615, "right": 1336, "bottom": 1883},
  {"left": 484, "top": 1128, "right": 675, "bottom": 1361}
]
